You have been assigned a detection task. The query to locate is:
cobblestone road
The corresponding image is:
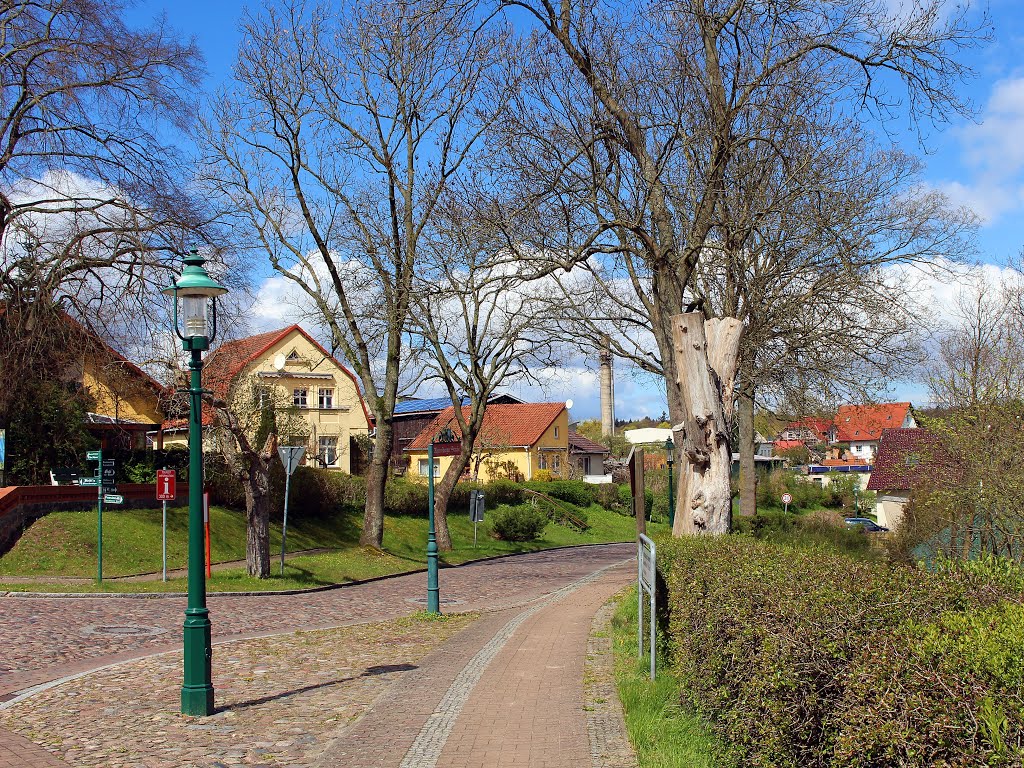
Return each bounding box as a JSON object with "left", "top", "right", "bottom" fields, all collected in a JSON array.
[{"left": 0, "top": 544, "right": 634, "bottom": 698}]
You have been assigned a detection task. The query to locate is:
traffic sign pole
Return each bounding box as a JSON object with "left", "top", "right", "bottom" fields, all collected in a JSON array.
[
  {"left": 162, "top": 466, "right": 168, "bottom": 582},
  {"left": 155, "top": 468, "right": 176, "bottom": 583}
]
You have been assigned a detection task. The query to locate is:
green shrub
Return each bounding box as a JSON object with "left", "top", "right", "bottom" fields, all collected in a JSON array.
[
  {"left": 490, "top": 503, "right": 548, "bottom": 541},
  {"left": 484, "top": 478, "right": 524, "bottom": 507},
  {"left": 288, "top": 467, "right": 366, "bottom": 518},
  {"left": 593, "top": 483, "right": 623, "bottom": 511},
  {"left": 523, "top": 479, "right": 595, "bottom": 507},
  {"left": 384, "top": 477, "right": 429, "bottom": 516},
  {"left": 658, "top": 536, "right": 1013, "bottom": 768}
]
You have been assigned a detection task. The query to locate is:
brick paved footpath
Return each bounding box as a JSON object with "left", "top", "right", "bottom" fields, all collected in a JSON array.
[{"left": 0, "top": 544, "right": 636, "bottom": 767}]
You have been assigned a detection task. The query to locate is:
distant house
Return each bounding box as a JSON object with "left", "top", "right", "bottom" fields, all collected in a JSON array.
[
  {"left": 806, "top": 458, "right": 873, "bottom": 490},
  {"left": 773, "top": 439, "right": 807, "bottom": 458},
  {"left": 387, "top": 394, "right": 523, "bottom": 475},
  {"left": 833, "top": 402, "right": 915, "bottom": 462},
  {"left": 406, "top": 402, "right": 568, "bottom": 482},
  {"left": 780, "top": 418, "right": 835, "bottom": 445},
  {"left": 567, "top": 431, "right": 610, "bottom": 478},
  {"left": 867, "top": 428, "right": 942, "bottom": 529},
  {"left": 160, "top": 325, "right": 371, "bottom": 473}
]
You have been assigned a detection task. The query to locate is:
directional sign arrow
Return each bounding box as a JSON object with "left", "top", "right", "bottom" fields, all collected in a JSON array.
[
  {"left": 103, "top": 494, "right": 124, "bottom": 504},
  {"left": 79, "top": 477, "right": 100, "bottom": 486}
]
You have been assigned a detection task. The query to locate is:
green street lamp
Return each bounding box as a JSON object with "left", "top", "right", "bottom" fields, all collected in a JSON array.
[
  {"left": 162, "top": 247, "right": 228, "bottom": 717},
  {"left": 665, "top": 436, "right": 676, "bottom": 528},
  {"left": 427, "top": 425, "right": 458, "bottom": 614}
]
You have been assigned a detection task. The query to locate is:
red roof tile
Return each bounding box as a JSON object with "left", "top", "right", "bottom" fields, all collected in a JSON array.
[
  {"left": 834, "top": 403, "right": 912, "bottom": 442},
  {"left": 407, "top": 403, "right": 565, "bottom": 450},
  {"left": 783, "top": 418, "right": 833, "bottom": 441},
  {"left": 773, "top": 440, "right": 806, "bottom": 452},
  {"left": 867, "top": 428, "right": 947, "bottom": 491},
  {"left": 568, "top": 431, "right": 610, "bottom": 454}
]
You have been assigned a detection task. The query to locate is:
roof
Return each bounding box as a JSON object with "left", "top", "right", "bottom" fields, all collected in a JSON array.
[
  {"left": 393, "top": 393, "right": 525, "bottom": 416},
  {"left": 867, "top": 428, "right": 945, "bottom": 491},
  {"left": 407, "top": 402, "right": 565, "bottom": 451},
  {"left": 783, "top": 418, "right": 833, "bottom": 440},
  {"left": 568, "top": 431, "right": 610, "bottom": 454},
  {"left": 59, "top": 312, "right": 166, "bottom": 396},
  {"left": 773, "top": 440, "right": 806, "bottom": 452},
  {"left": 834, "top": 402, "right": 912, "bottom": 442},
  {"left": 202, "top": 325, "right": 370, "bottom": 425}
]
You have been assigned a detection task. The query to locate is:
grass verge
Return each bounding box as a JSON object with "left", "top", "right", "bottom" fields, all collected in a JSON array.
[
  {"left": 0, "top": 503, "right": 662, "bottom": 592},
  {"left": 610, "top": 587, "right": 725, "bottom": 768}
]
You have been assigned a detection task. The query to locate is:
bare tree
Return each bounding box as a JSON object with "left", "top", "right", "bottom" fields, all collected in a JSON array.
[
  {"left": 496, "top": 0, "right": 988, "bottom": 534},
  {"left": 412, "top": 192, "right": 557, "bottom": 549},
  {"left": 204, "top": 0, "right": 512, "bottom": 548}
]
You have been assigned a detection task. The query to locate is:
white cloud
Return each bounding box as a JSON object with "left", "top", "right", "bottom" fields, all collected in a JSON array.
[{"left": 937, "top": 77, "right": 1024, "bottom": 224}]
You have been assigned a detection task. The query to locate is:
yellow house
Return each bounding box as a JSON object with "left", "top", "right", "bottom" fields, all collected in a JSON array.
[
  {"left": 160, "top": 325, "right": 371, "bottom": 473},
  {"left": 405, "top": 402, "right": 569, "bottom": 482}
]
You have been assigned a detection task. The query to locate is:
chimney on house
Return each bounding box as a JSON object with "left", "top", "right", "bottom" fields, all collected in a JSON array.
[{"left": 600, "top": 334, "right": 614, "bottom": 436}]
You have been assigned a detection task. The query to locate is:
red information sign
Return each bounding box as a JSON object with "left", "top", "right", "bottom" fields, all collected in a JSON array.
[{"left": 156, "top": 469, "right": 176, "bottom": 501}]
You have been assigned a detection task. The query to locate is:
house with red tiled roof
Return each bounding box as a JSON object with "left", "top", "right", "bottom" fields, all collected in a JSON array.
[
  {"left": 832, "top": 402, "right": 915, "bottom": 462},
  {"left": 405, "top": 402, "right": 568, "bottom": 482},
  {"left": 867, "top": 428, "right": 945, "bottom": 529},
  {"left": 160, "top": 326, "right": 370, "bottom": 473},
  {"left": 779, "top": 418, "right": 835, "bottom": 445},
  {"left": 567, "top": 430, "right": 610, "bottom": 478}
]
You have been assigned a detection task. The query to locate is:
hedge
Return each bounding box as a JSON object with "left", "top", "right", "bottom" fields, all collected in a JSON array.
[{"left": 658, "top": 536, "right": 1024, "bottom": 767}]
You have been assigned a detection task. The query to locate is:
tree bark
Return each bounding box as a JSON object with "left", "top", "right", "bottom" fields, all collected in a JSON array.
[
  {"left": 360, "top": 420, "right": 392, "bottom": 549},
  {"left": 245, "top": 476, "right": 271, "bottom": 578},
  {"left": 738, "top": 387, "right": 757, "bottom": 517},
  {"left": 432, "top": 437, "right": 475, "bottom": 552},
  {"left": 671, "top": 313, "right": 742, "bottom": 536}
]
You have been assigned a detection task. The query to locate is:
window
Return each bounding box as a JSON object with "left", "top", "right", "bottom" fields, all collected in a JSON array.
[
  {"left": 318, "top": 388, "right": 334, "bottom": 409},
  {"left": 552, "top": 454, "right": 561, "bottom": 473},
  {"left": 554, "top": 426, "right": 560, "bottom": 438},
  {"left": 257, "top": 386, "right": 271, "bottom": 409},
  {"left": 293, "top": 388, "right": 308, "bottom": 407},
  {"left": 418, "top": 458, "right": 440, "bottom": 478},
  {"left": 319, "top": 436, "right": 338, "bottom": 466},
  {"left": 538, "top": 453, "right": 548, "bottom": 470}
]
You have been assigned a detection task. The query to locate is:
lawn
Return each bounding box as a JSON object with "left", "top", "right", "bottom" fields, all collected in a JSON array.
[{"left": 0, "top": 501, "right": 658, "bottom": 593}]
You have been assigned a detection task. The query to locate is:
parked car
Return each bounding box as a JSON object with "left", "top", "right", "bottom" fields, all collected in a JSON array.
[{"left": 844, "top": 517, "right": 889, "bottom": 532}]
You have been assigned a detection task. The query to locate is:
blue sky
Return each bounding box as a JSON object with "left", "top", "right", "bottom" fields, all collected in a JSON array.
[{"left": 130, "top": 0, "right": 1024, "bottom": 420}]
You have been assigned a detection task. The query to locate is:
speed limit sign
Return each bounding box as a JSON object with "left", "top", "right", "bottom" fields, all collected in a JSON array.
[{"left": 781, "top": 492, "right": 793, "bottom": 505}]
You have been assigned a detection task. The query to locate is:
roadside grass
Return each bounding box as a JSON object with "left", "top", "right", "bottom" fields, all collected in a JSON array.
[
  {"left": 0, "top": 503, "right": 660, "bottom": 593},
  {"left": 610, "top": 587, "right": 725, "bottom": 768}
]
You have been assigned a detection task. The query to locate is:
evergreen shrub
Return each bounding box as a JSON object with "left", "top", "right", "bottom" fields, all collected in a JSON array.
[{"left": 490, "top": 503, "right": 548, "bottom": 541}]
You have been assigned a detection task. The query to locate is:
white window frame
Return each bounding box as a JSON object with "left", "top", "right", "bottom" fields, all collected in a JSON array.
[
  {"left": 293, "top": 388, "right": 308, "bottom": 408},
  {"left": 318, "top": 387, "right": 334, "bottom": 409},
  {"left": 418, "top": 458, "right": 440, "bottom": 478},
  {"left": 539, "top": 453, "right": 548, "bottom": 470},
  {"left": 319, "top": 435, "right": 339, "bottom": 466}
]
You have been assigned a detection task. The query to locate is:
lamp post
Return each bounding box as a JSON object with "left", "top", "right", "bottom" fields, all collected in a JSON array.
[
  {"left": 162, "top": 247, "right": 228, "bottom": 717},
  {"left": 665, "top": 436, "right": 676, "bottom": 528},
  {"left": 427, "top": 426, "right": 457, "bottom": 614}
]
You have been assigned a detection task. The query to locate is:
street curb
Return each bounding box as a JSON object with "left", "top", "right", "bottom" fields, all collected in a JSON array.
[{"left": 0, "top": 541, "right": 633, "bottom": 599}]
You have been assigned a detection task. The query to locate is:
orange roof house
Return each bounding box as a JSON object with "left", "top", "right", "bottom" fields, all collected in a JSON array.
[
  {"left": 833, "top": 402, "right": 915, "bottom": 462},
  {"left": 160, "top": 325, "right": 371, "bottom": 473},
  {"left": 405, "top": 402, "right": 569, "bottom": 482}
]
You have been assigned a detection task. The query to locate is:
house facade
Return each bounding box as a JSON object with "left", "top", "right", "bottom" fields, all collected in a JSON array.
[
  {"left": 568, "top": 430, "right": 610, "bottom": 478},
  {"left": 780, "top": 418, "right": 835, "bottom": 445},
  {"left": 833, "top": 402, "right": 915, "bottom": 462},
  {"left": 867, "top": 427, "right": 940, "bottom": 529},
  {"left": 160, "top": 326, "right": 371, "bottom": 473},
  {"left": 406, "top": 402, "right": 569, "bottom": 482}
]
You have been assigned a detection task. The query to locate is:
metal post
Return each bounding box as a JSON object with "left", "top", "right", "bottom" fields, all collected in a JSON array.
[
  {"left": 96, "top": 449, "right": 103, "bottom": 583},
  {"left": 181, "top": 347, "right": 214, "bottom": 716},
  {"left": 666, "top": 437, "right": 675, "bottom": 528},
  {"left": 162, "top": 465, "right": 168, "bottom": 583},
  {"left": 426, "top": 442, "right": 439, "bottom": 614},
  {"left": 280, "top": 470, "right": 291, "bottom": 576},
  {"left": 637, "top": 542, "right": 643, "bottom": 659}
]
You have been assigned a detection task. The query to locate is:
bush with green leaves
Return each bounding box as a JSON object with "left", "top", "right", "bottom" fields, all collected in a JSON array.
[
  {"left": 659, "top": 535, "right": 1021, "bottom": 767},
  {"left": 483, "top": 478, "right": 525, "bottom": 507},
  {"left": 490, "top": 503, "right": 548, "bottom": 541},
  {"left": 522, "top": 479, "right": 595, "bottom": 507}
]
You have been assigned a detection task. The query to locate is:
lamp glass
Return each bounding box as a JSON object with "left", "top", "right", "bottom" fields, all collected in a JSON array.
[{"left": 182, "top": 295, "right": 209, "bottom": 339}]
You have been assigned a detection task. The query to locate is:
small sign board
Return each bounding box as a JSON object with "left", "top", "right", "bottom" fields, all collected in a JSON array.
[
  {"left": 781, "top": 492, "right": 793, "bottom": 505},
  {"left": 469, "top": 490, "right": 485, "bottom": 522},
  {"left": 103, "top": 494, "right": 124, "bottom": 504},
  {"left": 79, "top": 477, "right": 100, "bottom": 486},
  {"left": 86, "top": 450, "right": 102, "bottom": 461},
  {"left": 278, "top": 445, "right": 306, "bottom": 475},
  {"left": 101, "top": 459, "right": 117, "bottom": 492},
  {"left": 156, "top": 470, "right": 176, "bottom": 501}
]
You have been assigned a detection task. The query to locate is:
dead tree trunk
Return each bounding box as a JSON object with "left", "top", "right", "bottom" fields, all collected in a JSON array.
[
  {"left": 670, "top": 313, "right": 742, "bottom": 536},
  {"left": 737, "top": 387, "right": 757, "bottom": 517}
]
